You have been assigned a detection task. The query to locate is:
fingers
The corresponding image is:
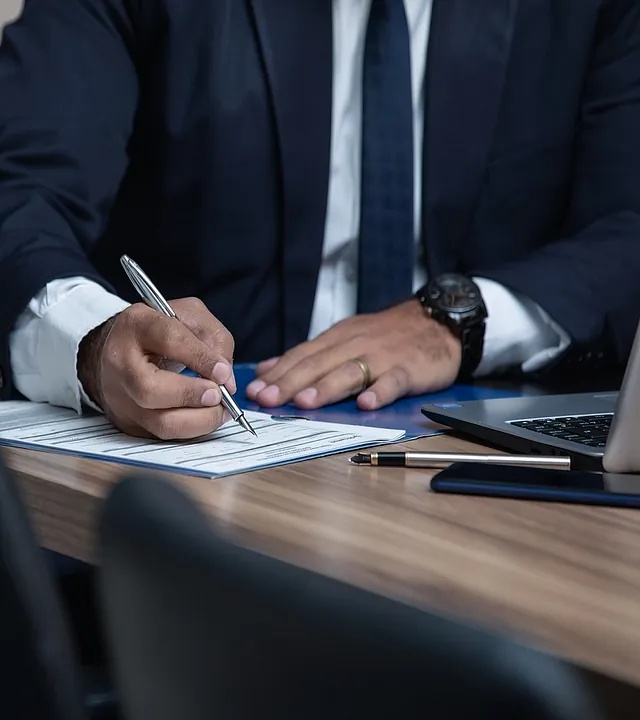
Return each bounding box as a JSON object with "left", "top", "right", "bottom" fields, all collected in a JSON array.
[
  {"left": 248, "top": 341, "right": 358, "bottom": 407},
  {"left": 292, "top": 358, "right": 374, "bottom": 409},
  {"left": 170, "top": 297, "right": 236, "bottom": 392},
  {"left": 126, "top": 304, "right": 231, "bottom": 385},
  {"left": 170, "top": 297, "right": 235, "bottom": 362},
  {"left": 121, "top": 363, "right": 223, "bottom": 410},
  {"left": 357, "top": 366, "right": 413, "bottom": 410},
  {"left": 138, "top": 406, "right": 229, "bottom": 441},
  {"left": 255, "top": 356, "right": 280, "bottom": 375},
  {"left": 247, "top": 334, "right": 337, "bottom": 401}
]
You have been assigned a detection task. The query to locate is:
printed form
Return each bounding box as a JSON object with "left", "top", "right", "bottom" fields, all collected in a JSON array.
[{"left": 0, "top": 402, "right": 404, "bottom": 478}]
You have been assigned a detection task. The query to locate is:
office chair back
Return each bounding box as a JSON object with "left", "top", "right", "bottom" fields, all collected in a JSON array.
[
  {"left": 98, "top": 474, "right": 602, "bottom": 720},
  {"left": 0, "top": 451, "right": 86, "bottom": 720}
]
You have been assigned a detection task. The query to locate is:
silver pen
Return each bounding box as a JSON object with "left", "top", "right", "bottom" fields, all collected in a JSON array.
[
  {"left": 120, "top": 254, "right": 257, "bottom": 437},
  {"left": 350, "top": 451, "right": 570, "bottom": 469}
]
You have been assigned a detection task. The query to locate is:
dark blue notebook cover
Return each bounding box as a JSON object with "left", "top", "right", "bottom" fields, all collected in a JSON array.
[{"left": 227, "top": 364, "right": 525, "bottom": 439}]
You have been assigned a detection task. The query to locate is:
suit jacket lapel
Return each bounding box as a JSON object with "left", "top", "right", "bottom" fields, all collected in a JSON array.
[
  {"left": 249, "top": 0, "right": 333, "bottom": 349},
  {"left": 422, "top": 0, "right": 520, "bottom": 273}
]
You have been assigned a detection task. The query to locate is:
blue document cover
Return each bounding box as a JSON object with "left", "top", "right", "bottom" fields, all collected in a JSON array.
[{"left": 230, "top": 364, "right": 525, "bottom": 440}]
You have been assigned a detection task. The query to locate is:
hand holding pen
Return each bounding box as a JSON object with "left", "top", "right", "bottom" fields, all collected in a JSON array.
[
  {"left": 77, "top": 261, "right": 254, "bottom": 439},
  {"left": 120, "top": 255, "right": 255, "bottom": 436}
]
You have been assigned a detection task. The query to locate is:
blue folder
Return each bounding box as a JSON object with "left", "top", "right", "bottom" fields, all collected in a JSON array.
[{"left": 227, "top": 364, "right": 526, "bottom": 440}]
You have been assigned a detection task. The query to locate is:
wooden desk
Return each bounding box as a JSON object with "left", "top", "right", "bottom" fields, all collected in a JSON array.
[{"left": 5, "top": 431, "right": 640, "bottom": 707}]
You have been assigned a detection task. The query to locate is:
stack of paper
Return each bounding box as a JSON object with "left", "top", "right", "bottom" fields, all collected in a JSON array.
[{"left": 0, "top": 402, "right": 405, "bottom": 478}]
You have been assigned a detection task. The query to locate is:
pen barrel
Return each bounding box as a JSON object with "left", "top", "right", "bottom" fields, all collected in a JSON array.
[
  {"left": 372, "top": 452, "right": 406, "bottom": 467},
  {"left": 403, "top": 452, "right": 570, "bottom": 469},
  {"left": 219, "top": 385, "right": 240, "bottom": 419}
]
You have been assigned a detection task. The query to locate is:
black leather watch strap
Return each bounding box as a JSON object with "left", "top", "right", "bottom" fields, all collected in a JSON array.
[{"left": 457, "top": 321, "right": 485, "bottom": 381}]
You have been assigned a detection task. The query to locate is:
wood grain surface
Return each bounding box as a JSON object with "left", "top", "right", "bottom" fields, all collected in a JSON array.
[{"left": 5, "top": 431, "right": 640, "bottom": 691}]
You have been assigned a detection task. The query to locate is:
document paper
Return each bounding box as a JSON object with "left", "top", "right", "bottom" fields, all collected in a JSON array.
[{"left": 0, "top": 402, "right": 405, "bottom": 478}]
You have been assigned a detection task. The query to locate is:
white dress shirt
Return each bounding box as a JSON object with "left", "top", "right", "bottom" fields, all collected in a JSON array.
[{"left": 9, "top": 0, "right": 569, "bottom": 413}]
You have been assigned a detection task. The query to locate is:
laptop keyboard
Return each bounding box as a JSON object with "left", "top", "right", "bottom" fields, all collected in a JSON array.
[{"left": 510, "top": 414, "right": 613, "bottom": 449}]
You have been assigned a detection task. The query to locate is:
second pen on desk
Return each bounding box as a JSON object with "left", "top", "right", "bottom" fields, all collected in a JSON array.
[
  {"left": 350, "top": 451, "right": 570, "bottom": 469},
  {"left": 120, "top": 254, "right": 257, "bottom": 437}
]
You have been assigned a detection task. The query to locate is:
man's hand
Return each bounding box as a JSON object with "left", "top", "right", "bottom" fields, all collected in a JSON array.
[
  {"left": 246, "top": 300, "right": 462, "bottom": 410},
  {"left": 78, "top": 298, "right": 236, "bottom": 440}
]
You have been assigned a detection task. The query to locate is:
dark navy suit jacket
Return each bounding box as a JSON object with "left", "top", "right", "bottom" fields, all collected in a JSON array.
[{"left": 1, "top": 0, "right": 640, "bottom": 396}]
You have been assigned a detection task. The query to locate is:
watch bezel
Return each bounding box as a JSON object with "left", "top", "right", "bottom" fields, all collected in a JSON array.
[
  {"left": 423, "top": 274, "right": 487, "bottom": 322},
  {"left": 424, "top": 273, "right": 486, "bottom": 320}
]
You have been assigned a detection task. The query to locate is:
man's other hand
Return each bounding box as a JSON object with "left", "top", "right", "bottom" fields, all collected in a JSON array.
[
  {"left": 246, "top": 300, "right": 461, "bottom": 410},
  {"left": 78, "top": 298, "right": 236, "bottom": 439}
]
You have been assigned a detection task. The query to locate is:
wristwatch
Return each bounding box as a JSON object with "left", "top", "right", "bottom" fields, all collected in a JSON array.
[{"left": 415, "top": 274, "right": 487, "bottom": 380}]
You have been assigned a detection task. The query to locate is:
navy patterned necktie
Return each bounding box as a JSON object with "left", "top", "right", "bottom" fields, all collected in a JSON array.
[{"left": 357, "top": 0, "right": 415, "bottom": 314}]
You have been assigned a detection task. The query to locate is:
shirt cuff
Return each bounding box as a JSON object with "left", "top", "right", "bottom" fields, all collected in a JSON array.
[
  {"left": 473, "top": 277, "right": 571, "bottom": 377},
  {"left": 9, "top": 278, "right": 130, "bottom": 413}
]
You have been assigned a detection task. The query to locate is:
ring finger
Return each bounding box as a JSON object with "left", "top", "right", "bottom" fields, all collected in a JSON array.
[
  {"left": 254, "top": 341, "right": 365, "bottom": 406},
  {"left": 292, "top": 357, "right": 376, "bottom": 409}
]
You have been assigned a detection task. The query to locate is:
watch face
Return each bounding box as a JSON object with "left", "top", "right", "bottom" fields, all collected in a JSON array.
[{"left": 428, "top": 274, "right": 480, "bottom": 313}]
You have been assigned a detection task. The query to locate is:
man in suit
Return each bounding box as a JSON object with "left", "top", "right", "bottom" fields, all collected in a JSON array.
[
  {"left": 1, "top": 0, "right": 639, "bottom": 683},
  {"left": 0, "top": 0, "right": 639, "bottom": 442}
]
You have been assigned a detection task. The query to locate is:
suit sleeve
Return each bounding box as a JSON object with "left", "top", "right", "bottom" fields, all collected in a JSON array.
[
  {"left": 0, "top": 0, "right": 139, "bottom": 398},
  {"left": 475, "top": 0, "right": 640, "bottom": 375}
]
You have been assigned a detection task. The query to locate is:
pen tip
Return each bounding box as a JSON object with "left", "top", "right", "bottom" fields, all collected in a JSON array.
[
  {"left": 350, "top": 453, "right": 370, "bottom": 465},
  {"left": 238, "top": 415, "right": 257, "bottom": 437}
]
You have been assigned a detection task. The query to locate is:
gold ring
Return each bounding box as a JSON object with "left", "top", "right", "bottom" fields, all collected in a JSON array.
[{"left": 352, "top": 358, "right": 371, "bottom": 392}]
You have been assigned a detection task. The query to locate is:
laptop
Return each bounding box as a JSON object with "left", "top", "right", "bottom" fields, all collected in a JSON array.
[{"left": 422, "top": 324, "right": 640, "bottom": 473}]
